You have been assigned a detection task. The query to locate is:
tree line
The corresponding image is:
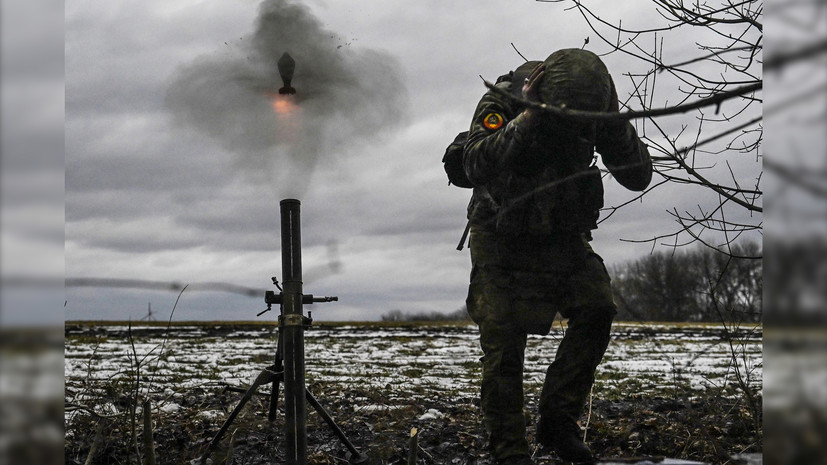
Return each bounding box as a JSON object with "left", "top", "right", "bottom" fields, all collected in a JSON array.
[
  {"left": 382, "top": 240, "right": 762, "bottom": 324},
  {"left": 381, "top": 307, "right": 471, "bottom": 323},
  {"left": 610, "top": 241, "right": 762, "bottom": 323}
]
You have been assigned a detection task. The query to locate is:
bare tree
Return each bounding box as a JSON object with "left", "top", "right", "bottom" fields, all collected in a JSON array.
[
  {"left": 500, "top": 0, "right": 768, "bottom": 258},
  {"left": 611, "top": 248, "right": 704, "bottom": 321},
  {"left": 610, "top": 241, "right": 762, "bottom": 322}
]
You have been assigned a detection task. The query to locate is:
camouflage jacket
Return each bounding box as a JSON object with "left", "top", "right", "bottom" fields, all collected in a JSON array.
[{"left": 463, "top": 77, "right": 652, "bottom": 236}]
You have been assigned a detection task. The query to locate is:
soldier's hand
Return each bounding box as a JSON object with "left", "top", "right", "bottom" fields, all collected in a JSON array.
[
  {"left": 522, "top": 62, "right": 544, "bottom": 100},
  {"left": 519, "top": 63, "right": 545, "bottom": 128}
]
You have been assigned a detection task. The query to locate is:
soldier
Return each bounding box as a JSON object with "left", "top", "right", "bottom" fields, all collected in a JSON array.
[{"left": 463, "top": 49, "right": 652, "bottom": 465}]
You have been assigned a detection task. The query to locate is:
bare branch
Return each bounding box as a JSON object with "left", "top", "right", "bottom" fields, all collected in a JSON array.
[{"left": 481, "top": 77, "right": 761, "bottom": 121}]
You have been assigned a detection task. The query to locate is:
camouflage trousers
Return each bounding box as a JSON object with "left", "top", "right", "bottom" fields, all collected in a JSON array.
[{"left": 465, "top": 228, "right": 616, "bottom": 460}]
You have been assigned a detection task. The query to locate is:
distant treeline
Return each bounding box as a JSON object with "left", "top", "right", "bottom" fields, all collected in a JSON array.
[
  {"left": 381, "top": 241, "right": 763, "bottom": 324},
  {"left": 610, "top": 241, "right": 762, "bottom": 323},
  {"left": 381, "top": 307, "right": 471, "bottom": 322}
]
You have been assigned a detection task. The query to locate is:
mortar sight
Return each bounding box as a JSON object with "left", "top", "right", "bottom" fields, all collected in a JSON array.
[{"left": 264, "top": 290, "right": 338, "bottom": 305}]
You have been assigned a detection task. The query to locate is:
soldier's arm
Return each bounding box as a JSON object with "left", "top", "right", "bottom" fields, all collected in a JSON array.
[
  {"left": 596, "top": 122, "right": 653, "bottom": 192},
  {"left": 463, "top": 89, "right": 533, "bottom": 186},
  {"left": 595, "top": 77, "right": 653, "bottom": 192}
]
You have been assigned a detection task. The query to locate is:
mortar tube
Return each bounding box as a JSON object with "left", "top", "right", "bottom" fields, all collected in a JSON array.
[{"left": 280, "top": 199, "right": 306, "bottom": 465}]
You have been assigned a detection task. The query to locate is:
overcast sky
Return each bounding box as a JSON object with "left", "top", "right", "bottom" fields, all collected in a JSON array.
[{"left": 54, "top": 0, "right": 765, "bottom": 322}]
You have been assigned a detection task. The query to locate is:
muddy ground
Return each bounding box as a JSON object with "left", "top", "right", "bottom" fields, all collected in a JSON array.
[
  {"left": 64, "top": 322, "right": 762, "bottom": 464},
  {"left": 65, "top": 376, "right": 761, "bottom": 465}
]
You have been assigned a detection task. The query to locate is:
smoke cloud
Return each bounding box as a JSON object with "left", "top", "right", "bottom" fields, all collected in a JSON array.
[{"left": 166, "top": 0, "right": 409, "bottom": 195}]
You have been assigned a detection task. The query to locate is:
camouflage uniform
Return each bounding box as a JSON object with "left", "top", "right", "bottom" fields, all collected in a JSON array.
[{"left": 463, "top": 50, "right": 652, "bottom": 461}]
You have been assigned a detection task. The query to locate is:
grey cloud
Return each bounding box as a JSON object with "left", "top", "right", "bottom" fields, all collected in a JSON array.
[{"left": 62, "top": 0, "right": 764, "bottom": 322}]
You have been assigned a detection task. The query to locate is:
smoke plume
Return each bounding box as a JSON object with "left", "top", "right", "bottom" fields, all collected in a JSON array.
[{"left": 166, "top": 0, "right": 409, "bottom": 195}]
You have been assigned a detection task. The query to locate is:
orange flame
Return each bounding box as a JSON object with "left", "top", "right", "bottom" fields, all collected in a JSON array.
[
  {"left": 267, "top": 93, "right": 299, "bottom": 116},
  {"left": 265, "top": 92, "right": 302, "bottom": 143}
]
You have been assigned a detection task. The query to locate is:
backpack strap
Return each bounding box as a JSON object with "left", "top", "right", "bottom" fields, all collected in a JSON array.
[{"left": 456, "top": 220, "right": 472, "bottom": 251}]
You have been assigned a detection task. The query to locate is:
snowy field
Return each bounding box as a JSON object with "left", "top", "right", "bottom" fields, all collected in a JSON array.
[{"left": 64, "top": 321, "right": 762, "bottom": 411}]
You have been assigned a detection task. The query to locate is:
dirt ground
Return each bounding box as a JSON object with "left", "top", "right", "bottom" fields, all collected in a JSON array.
[
  {"left": 63, "top": 321, "right": 763, "bottom": 464},
  {"left": 64, "top": 380, "right": 761, "bottom": 465}
]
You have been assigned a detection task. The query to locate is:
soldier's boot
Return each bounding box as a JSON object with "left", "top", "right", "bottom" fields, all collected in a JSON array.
[
  {"left": 536, "top": 414, "right": 594, "bottom": 463},
  {"left": 481, "top": 377, "right": 530, "bottom": 461}
]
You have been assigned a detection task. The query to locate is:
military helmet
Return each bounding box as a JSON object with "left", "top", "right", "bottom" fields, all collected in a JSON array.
[{"left": 537, "top": 49, "right": 612, "bottom": 112}]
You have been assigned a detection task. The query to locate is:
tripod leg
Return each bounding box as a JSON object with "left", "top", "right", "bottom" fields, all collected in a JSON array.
[
  {"left": 199, "top": 367, "right": 279, "bottom": 464},
  {"left": 269, "top": 334, "right": 285, "bottom": 421},
  {"left": 305, "top": 389, "right": 368, "bottom": 464}
]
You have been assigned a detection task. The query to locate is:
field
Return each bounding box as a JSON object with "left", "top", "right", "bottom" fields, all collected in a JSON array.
[{"left": 64, "top": 321, "right": 762, "bottom": 464}]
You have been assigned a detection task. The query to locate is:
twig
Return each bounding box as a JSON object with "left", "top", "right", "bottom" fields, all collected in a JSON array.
[
  {"left": 511, "top": 42, "right": 529, "bottom": 62},
  {"left": 143, "top": 399, "right": 156, "bottom": 465},
  {"left": 225, "top": 429, "right": 237, "bottom": 465},
  {"left": 84, "top": 418, "right": 109, "bottom": 465},
  {"left": 148, "top": 284, "right": 189, "bottom": 395},
  {"left": 583, "top": 385, "right": 594, "bottom": 442},
  {"left": 408, "top": 427, "right": 419, "bottom": 465},
  {"left": 127, "top": 321, "right": 143, "bottom": 464}
]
